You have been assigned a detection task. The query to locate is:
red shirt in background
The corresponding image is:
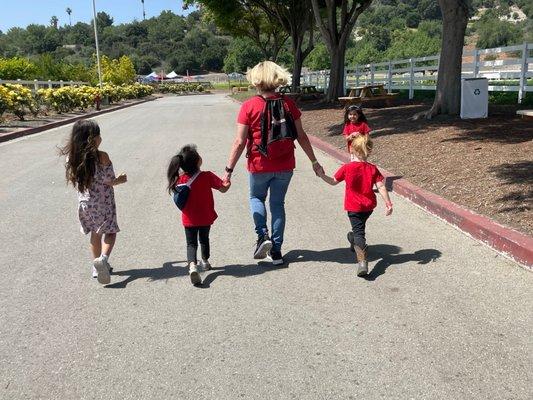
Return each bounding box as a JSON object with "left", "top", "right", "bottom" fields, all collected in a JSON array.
[
  {"left": 177, "top": 171, "right": 223, "bottom": 227},
  {"left": 334, "top": 161, "right": 384, "bottom": 212},
  {"left": 237, "top": 94, "right": 302, "bottom": 173},
  {"left": 342, "top": 121, "right": 371, "bottom": 151}
]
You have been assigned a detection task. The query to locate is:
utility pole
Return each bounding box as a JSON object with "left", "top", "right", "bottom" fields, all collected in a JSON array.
[
  {"left": 92, "top": 0, "right": 103, "bottom": 89},
  {"left": 141, "top": 0, "right": 146, "bottom": 20}
]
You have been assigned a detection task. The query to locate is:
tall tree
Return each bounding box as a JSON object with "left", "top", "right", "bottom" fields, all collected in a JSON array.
[
  {"left": 185, "top": 1, "right": 288, "bottom": 62},
  {"left": 310, "top": 0, "right": 372, "bottom": 102},
  {"left": 66, "top": 8, "right": 72, "bottom": 26},
  {"left": 253, "top": 0, "right": 315, "bottom": 91},
  {"left": 50, "top": 16, "right": 59, "bottom": 29},
  {"left": 417, "top": 0, "right": 470, "bottom": 118}
]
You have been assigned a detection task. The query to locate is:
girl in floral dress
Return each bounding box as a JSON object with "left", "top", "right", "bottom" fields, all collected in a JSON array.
[{"left": 60, "top": 120, "right": 127, "bottom": 284}]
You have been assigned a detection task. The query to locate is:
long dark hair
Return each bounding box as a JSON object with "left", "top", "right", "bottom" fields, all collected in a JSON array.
[
  {"left": 167, "top": 144, "right": 201, "bottom": 193},
  {"left": 344, "top": 105, "right": 368, "bottom": 124},
  {"left": 59, "top": 119, "right": 101, "bottom": 193}
]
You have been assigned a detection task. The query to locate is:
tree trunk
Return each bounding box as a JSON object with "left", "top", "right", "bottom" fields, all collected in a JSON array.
[
  {"left": 292, "top": 34, "right": 304, "bottom": 91},
  {"left": 422, "top": 0, "right": 469, "bottom": 119},
  {"left": 327, "top": 45, "right": 347, "bottom": 101}
]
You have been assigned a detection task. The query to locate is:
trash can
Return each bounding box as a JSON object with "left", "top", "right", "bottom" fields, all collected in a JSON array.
[{"left": 460, "top": 77, "right": 488, "bottom": 119}]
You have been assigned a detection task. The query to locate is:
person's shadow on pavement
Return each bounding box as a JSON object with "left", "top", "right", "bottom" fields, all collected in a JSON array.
[
  {"left": 364, "top": 248, "right": 442, "bottom": 281},
  {"left": 105, "top": 260, "right": 188, "bottom": 288},
  {"left": 199, "top": 262, "right": 286, "bottom": 288},
  {"left": 284, "top": 245, "right": 441, "bottom": 281}
]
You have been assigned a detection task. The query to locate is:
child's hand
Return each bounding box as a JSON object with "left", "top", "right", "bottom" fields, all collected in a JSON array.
[
  {"left": 115, "top": 173, "right": 127, "bottom": 184},
  {"left": 223, "top": 179, "right": 231, "bottom": 189},
  {"left": 385, "top": 202, "right": 393, "bottom": 216}
]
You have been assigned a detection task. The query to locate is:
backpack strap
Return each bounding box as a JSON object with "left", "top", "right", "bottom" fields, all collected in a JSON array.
[{"left": 186, "top": 171, "right": 201, "bottom": 187}]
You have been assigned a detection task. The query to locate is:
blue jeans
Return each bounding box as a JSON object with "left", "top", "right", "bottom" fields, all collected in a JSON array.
[{"left": 249, "top": 171, "right": 293, "bottom": 252}]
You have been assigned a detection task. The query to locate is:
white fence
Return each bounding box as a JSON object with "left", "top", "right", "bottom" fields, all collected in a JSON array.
[
  {"left": 0, "top": 79, "right": 88, "bottom": 92},
  {"left": 302, "top": 42, "right": 532, "bottom": 103}
]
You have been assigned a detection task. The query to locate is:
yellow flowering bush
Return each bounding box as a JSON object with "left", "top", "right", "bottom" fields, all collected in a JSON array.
[
  {"left": 2, "top": 84, "right": 37, "bottom": 120},
  {"left": 1, "top": 83, "right": 153, "bottom": 119},
  {"left": 0, "top": 85, "right": 14, "bottom": 120}
]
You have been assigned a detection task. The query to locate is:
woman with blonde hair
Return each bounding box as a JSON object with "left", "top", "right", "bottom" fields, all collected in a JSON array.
[{"left": 223, "top": 61, "right": 324, "bottom": 265}]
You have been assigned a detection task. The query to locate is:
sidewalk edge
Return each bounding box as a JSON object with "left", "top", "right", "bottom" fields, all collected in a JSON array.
[
  {"left": 0, "top": 97, "right": 157, "bottom": 143},
  {"left": 308, "top": 134, "right": 533, "bottom": 269}
]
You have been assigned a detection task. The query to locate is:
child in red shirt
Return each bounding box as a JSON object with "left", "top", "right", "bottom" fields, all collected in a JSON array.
[
  {"left": 319, "top": 135, "right": 392, "bottom": 277},
  {"left": 342, "top": 105, "right": 371, "bottom": 161},
  {"left": 167, "top": 144, "right": 230, "bottom": 286}
]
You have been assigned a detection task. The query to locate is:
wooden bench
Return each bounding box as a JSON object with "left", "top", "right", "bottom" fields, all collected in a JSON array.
[
  {"left": 339, "top": 84, "right": 398, "bottom": 108},
  {"left": 516, "top": 110, "right": 533, "bottom": 120}
]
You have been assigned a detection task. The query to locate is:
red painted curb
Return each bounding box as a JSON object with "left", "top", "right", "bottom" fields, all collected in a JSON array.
[
  {"left": 0, "top": 97, "right": 157, "bottom": 143},
  {"left": 308, "top": 134, "right": 533, "bottom": 268}
]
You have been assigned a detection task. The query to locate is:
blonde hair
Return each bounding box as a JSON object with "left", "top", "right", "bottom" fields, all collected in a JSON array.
[
  {"left": 350, "top": 135, "right": 373, "bottom": 160},
  {"left": 246, "top": 61, "right": 289, "bottom": 92}
]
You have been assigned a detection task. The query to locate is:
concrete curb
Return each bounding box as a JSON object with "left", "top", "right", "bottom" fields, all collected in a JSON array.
[
  {"left": 308, "top": 134, "right": 533, "bottom": 269},
  {"left": 0, "top": 97, "right": 157, "bottom": 143}
]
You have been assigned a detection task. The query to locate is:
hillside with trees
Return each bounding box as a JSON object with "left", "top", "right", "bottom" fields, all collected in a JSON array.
[{"left": 0, "top": 1, "right": 530, "bottom": 81}]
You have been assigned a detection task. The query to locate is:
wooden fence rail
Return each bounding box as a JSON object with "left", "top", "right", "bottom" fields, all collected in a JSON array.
[{"left": 302, "top": 42, "right": 532, "bottom": 104}]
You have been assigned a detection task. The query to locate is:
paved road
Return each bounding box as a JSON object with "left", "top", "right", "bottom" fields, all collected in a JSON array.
[{"left": 0, "top": 94, "right": 531, "bottom": 400}]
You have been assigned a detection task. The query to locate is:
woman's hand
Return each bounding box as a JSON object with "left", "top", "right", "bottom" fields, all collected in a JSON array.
[
  {"left": 312, "top": 161, "right": 324, "bottom": 177},
  {"left": 223, "top": 171, "right": 232, "bottom": 183}
]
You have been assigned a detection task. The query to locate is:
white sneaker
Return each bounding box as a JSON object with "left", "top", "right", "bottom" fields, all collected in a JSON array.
[
  {"left": 93, "top": 257, "right": 111, "bottom": 284},
  {"left": 199, "top": 260, "right": 212, "bottom": 271},
  {"left": 92, "top": 264, "right": 112, "bottom": 278},
  {"left": 189, "top": 263, "right": 201, "bottom": 285}
]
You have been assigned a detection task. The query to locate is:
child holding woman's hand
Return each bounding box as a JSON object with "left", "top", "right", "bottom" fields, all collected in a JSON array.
[{"left": 319, "top": 135, "right": 392, "bottom": 277}]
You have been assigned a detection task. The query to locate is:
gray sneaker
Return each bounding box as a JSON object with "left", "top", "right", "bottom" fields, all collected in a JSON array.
[
  {"left": 93, "top": 257, "right": 111, "bottom": 284},
  {"left": 199, "top": 260, "right": 212, "bottom": 271},
  {"left": 189, "top": 263, "right": 202, "bottom": 285}
]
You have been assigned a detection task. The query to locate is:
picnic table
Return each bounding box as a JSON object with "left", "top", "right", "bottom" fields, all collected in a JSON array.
[
  {"left": 339, "top": 84, "right": 398, "bottom": 108},
  {"left": 278, "top": 85, "right": 324, "bottom": 101}
]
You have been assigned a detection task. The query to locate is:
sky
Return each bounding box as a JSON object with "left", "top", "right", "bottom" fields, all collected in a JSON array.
[{"left": 0, "top": 0, "right": 195, "bottom": 32}]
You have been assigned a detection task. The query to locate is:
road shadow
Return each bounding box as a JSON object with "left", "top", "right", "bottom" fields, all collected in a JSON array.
[
  {"left": 285, "top": 245, "right": 441, "bottom": 281},
  {"left": 105, "top": 260, "right": 188, "bottom": 288},
  {"left": 364, "top": 248, "right": 442, "bottom": 281},
  {"left": 200, "top": 262, "right": 286, "bottom": 288},
  {"left": 285, "top": 244, "right": 402, "bottom": 265}
]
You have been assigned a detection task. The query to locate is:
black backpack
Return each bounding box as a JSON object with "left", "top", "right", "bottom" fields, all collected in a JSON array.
[{"left": 253, "top": 95, "right": 298, "bottom": 158}]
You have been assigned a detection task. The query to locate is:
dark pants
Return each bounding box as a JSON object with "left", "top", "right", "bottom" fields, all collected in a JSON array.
[
  {"left": 348, "top": 211, "right": 373, "bottom": 249},
  {"left": 184, "top": 226, "right": 210, "bottom": 264}
]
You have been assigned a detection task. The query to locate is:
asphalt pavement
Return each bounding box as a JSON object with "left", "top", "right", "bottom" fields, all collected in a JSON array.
[{"left": 0, "top": 94, "right": 531, "bottom": 400}]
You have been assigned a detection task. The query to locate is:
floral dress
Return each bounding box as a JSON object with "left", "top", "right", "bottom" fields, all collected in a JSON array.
[{"left": 78, "top": 163, "right": 120, "bottom": 235}]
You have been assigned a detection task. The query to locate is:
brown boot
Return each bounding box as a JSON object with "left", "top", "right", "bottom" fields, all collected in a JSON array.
[{"left": 354, "top": 246, "right": 368, "bottom": 277}]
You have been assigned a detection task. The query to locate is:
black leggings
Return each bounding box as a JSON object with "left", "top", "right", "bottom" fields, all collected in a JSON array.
[
  {"left": 348, "top": 211, "right": 373, "bottom": 249},
  {"left": 184, "top": 226, "right": 211, "bottom": 264}
]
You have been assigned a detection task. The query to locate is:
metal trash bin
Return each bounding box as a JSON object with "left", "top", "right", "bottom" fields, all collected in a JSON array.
[{"left": 460, "top": 77, "right": 488, "bottom": 119}]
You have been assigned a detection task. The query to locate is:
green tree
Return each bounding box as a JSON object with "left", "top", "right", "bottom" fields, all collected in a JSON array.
[
  {"left": 304, "top": 42, "right": 330, "bottom": 70},
  {"left": 0, "top": 57, "right": 37, "bottom": 79},
  {"left": 222, "top": 37, "right": 263, "bottom": 73},
  {"left": 475, "top": 18, "right": 523, "bottom": 48}
]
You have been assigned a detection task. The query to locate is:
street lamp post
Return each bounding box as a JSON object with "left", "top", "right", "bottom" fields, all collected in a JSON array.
[{"left": 92, "top": 0, "right": 103, "bottom": 89}]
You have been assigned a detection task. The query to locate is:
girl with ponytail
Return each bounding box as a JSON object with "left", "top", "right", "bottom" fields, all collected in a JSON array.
[{"left": 167, "top": 144, "right": 230, "bottom": 286}]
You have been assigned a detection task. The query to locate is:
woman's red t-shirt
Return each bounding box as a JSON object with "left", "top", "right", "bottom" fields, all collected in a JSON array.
[
  {"left": 334, "top": 161, "right": 384, "bottom": 212},
  {"left": 342, "top": 121, "right": 371, "bottom": 151},
  {"left": 237, "top": 94, "right": 302, "bottom": 173},
  {"left": 176, "top": 171, "right": 223, "bottom": 227}
]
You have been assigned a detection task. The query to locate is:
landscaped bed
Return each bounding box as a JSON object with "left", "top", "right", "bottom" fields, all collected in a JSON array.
[{"left": 300, "top": 101, "right": 533, "bottom": 236}]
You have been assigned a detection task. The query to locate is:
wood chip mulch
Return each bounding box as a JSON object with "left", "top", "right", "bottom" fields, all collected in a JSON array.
[{"left": 301, "top": 100, "right": 533, "bottom": 237}]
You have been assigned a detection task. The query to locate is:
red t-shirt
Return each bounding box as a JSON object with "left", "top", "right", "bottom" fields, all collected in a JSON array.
[
  {"left": 177, "top": 171, "right": 223, "bottom": 227},
  {"left": 334, "top": 161, "right": 384, "bottom": 212},
  {"left": 237, "top": 94, "right": 302, "bottom": 173},
  {"left": 342, "top": 122, "right": 371, "bottom": 151}
]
